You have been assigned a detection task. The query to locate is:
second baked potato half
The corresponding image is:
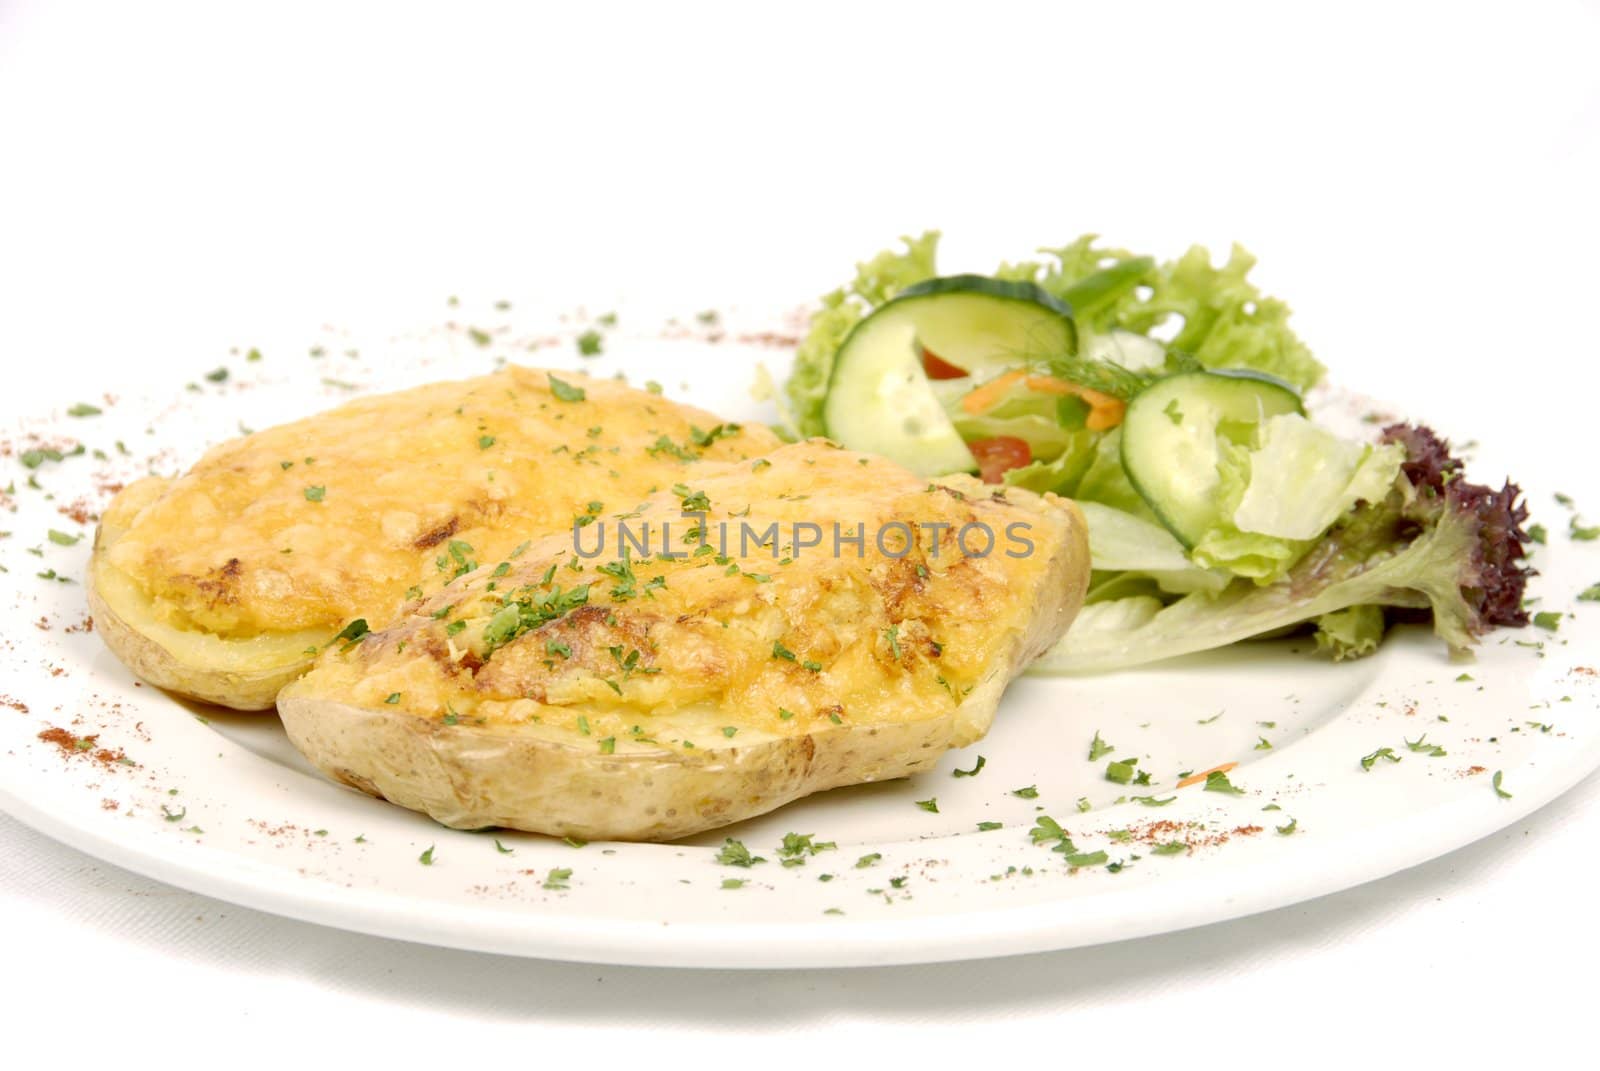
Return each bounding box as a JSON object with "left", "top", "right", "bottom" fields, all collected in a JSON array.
[
  {"left": 88, "top": 367, "right": 780, "bottom": 709},
  {"left": 277, "top": 440, "right": 1090, "bottom": 841}
]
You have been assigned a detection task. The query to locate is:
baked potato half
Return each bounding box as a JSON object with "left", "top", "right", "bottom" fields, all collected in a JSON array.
[
  {"left": 277, "top": 440, "right": 1090, "bottom": 840},
  {"left": 88, "top": 368, "right": 780, "bottom": 710}
]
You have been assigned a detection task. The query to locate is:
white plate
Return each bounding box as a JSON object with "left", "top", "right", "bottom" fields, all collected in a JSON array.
[{"left": 2, "top": 306, "right": 1596, "bottom": 968}]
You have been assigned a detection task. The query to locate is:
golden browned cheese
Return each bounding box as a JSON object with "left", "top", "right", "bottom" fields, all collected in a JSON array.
[
  {"left": 99, "top": 367, "right": 780, "bottom": 639},
  {"left": 293, "top": 440, "right": 1082, "bottom": 748}
]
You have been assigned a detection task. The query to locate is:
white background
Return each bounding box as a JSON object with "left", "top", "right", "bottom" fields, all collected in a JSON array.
[{"left": 3, "top": 1, "right": 1598, "bottom": 1065}]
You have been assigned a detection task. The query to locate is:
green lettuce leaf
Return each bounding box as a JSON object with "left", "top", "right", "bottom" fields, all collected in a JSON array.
[{"left": 1314, "top": 605, "right": 1386, "bottom": 661}]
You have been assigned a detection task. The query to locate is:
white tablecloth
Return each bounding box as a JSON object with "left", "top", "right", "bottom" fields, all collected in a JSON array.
[{"left": 3, "top": 2, "right": 1597, "bottom": 1062}]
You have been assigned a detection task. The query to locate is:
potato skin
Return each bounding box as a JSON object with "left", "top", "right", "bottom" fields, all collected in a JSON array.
[{"left": 277, "top": 693, "right": 961, "bottom": 841}]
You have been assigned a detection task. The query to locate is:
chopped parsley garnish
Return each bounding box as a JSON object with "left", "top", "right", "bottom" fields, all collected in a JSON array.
[
  {"left": 332, "top": 618, "right": 369, "bottom": 644},
  {"left": 914, "top": 797, "right": 939, "bottom": 813},
  {"left": 384, "top": 693, "right": 401, "bottom": 705},
  {"left": 854, "top": 853, "right": 882, "bottom": 869},
  {"left": 478, "top": 434, "right": 496, "bottom": 450},
  {"left": 597, "top": 737, "right": 616, "bottom": 754},
  {"left": 575, "top": 329, "right": 603, "bottom": 356},
  {"left": 1131, "top": 795, "right": 1176, "bottom": 807},
  {"left": 721, "top": 726, "right": 738, "bottom": 738},
  {"left": 1571, "top": 517, "right": 1600, "bottom": 541},
  {"left": 1577, "top": 582, "right": 1600, "bottom": 602},
  {"left": 1404, "top": 734, "right": 1447, "bottom": 757},
  {"left": 548, "top": 374, "right": 586, "bottom": 402},
  {"left": 1276, "top": 817, "right": 1299, "bottom": 835},
  {"left": 1360, "top": 746, "right": 1401, "bottom": 771},
  {"left": 418, "top": 845, "right": 435, "bottom": 866},
  {"left": 1492, "top": 770, "right": 1512, "bottom": 799},
  {"left": 1152, "top": 842, "right": 1187, "bottom": 855},
  {"left": 1064, "top": 851, "right": 1108, "bottom": 868},
  {"left": 715, "top": 838, "right": 766, "bottom": 867},
  {"left": 47, "top": 529, "right": 81, "bottom": 546},
  {"left": 1255, "top": 736, "right": 1273, "bottom": 750},
  {"left": 1203, "top": 770, "right": 1245, "bottom": 794},
  {"left": 160, "top": 804, "right": 186, "bottom": 822},
  {"left": 1532, "top": 611, "right": 1562, "bottom": 632},
  {"left": 720, "top": 878, "right": 746, "bottom": 890},
  {"left": 303, "top": 485, "right": 326, "bottom": 502},
  {"left": 480, "top": 583, "right": 590, "bottom": 655},
  {"left": 976, "top": 821, "right": 1004, "bottom": 831},
  {"left": 1012, "top": 785, "right": 1039, "bottom": 799},
  {"left": 66, "top": 403, "right": 101, "bottom": 417},
  {"left": 494, "top": 839, "right": 514, "bottom": 854},
  {"left": 543, "top": 868, "right": 573, "bottom": 890},
  {"left": 776, "top": 833, "right": 837, "bottom": 866},
  {"left": 1105, "top": 759, "right": 1138, "bottom": 785},
  {"left": 952, "top": 755, "right": 986, "bottom": 778},
  {"left": 772, "top": 640, "right": 797, "bottom": 662},
  {"left": 1088, "top": 730, "right": 1115, "bottom": 761},
  {"left": 205, "top": 367, "right": 229, "bottom": 383},
  {"left": 673, "top": 484, "right": 711, "bottom": 512}
]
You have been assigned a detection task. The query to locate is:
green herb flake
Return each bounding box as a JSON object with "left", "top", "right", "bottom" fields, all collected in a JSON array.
[
  {"left": 576, "top": 330, "right": 604, "bottom": 357},
  {"left": 1276, "top": 817, "right": 1299, "bottom": 836},
  {"left": 952, "top": 755, "right": 986, "bottom": 778},
  {"left": 914, "top": 797, "right": 939, "bottom": 813},
  {"left": 1064, "top": 851, "right": 1108, "bottom": 868},
  {"left": 598, "top": 736, "right": 616, "bottom": 754},
  {"left": 1012, "top": 785, "right": 1039, "bottom": 799},
  {"left": 976, "top": 821, "right": 1004, "bottom": 831},
  {"left": 1404, "top": 734, "right": 1447, "bottom": 757},
  {"left": 384, "top": 692, "right": 401, "bottom": 705},
  {"left": 854, "top": 853, "right": 882, "bottom": 869},
  {"left": 1360, "top": 746, "right": 1402, "bottom": 771},
  {"left": 304, "top": 485, "right": 326, "bottom": 503},
  {"left": 716, "top": 838, "right": 765, "bottom": 867},
  {"left": 418, "top": 845, "right": 436, "bottom": 866},
  {"left": 1131, "top": 795, "right": 1176, "bottom": 807},
  {"left": 1152, "top": 842, "right": 1187, "bottom": 856},
  {"left": 1493, "top": 770, "right": 1512, "bottom": 799},
  {"left": 66, "top": 403, "right": 102, "bottom": 418},
  {"left": 543, "top": 867, "right": 573, "bottom": 890},
  {"left": 1105, "top": 759, "right": 1138, "bottom": 785},
  {"left": 1203, "top": 770, "right": 1245, "bottom": 795},
  {"left": 1088, "top": 730, "right": 1115, "bottom": 761},
  {"left": 1532, "top": 611, "right": 1562, "bottom": 632},
  {"left": 720, "top": 878, "right": 746, "bottom": 890},
  {"left": 47, "top": 529, "right": 81, "bottom": 546},
  {"left": 548, "top": 374, "right": 586, "bottom": 402}
]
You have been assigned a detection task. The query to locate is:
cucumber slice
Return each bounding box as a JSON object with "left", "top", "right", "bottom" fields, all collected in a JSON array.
[
  {"left": 822, "top": 275, "right": 1076, "bottom": 476},
  {"left": 1120, "top": 370, "right": 1303, "bottom": 547}
]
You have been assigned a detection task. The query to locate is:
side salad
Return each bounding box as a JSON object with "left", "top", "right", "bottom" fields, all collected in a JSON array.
[{"left": 781, "top": 233, "right": 1532, "bottom": 672}]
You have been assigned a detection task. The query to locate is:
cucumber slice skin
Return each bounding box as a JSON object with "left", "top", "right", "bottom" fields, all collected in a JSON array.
[
  {"left": 1120, "top": 370, "right": 1303, "bottom": 548},
  {"left": 822, "top": 276, "right": 1078, "bottom": 478}
]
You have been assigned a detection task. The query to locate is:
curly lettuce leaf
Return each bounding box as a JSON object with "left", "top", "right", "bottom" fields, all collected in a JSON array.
[
  {"left": 1035, "top": 238, "right": 1325, "bottom": 392},
  {"left": 1314, "top": 605, "right": 1386, "bottom": 661}
]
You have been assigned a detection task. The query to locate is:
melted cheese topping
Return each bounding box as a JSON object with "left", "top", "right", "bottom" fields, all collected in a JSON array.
[
  {"left": 101, "top": 367, "right": 781, "bottom": 636},
  {"left": 301, "top": 440, "right": 1081, "bottom": 744}
]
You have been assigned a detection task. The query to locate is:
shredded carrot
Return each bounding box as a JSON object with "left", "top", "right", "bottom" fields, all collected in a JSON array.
[
  {"left": 958, "top": 371, "right": 1027, "bottom": 415},
  {"left": 1176, "top": 762, "right": 1238, "bottom": 789},
  {"left": 958, "top": 371, "right": 1126, "bottom": 430}
]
